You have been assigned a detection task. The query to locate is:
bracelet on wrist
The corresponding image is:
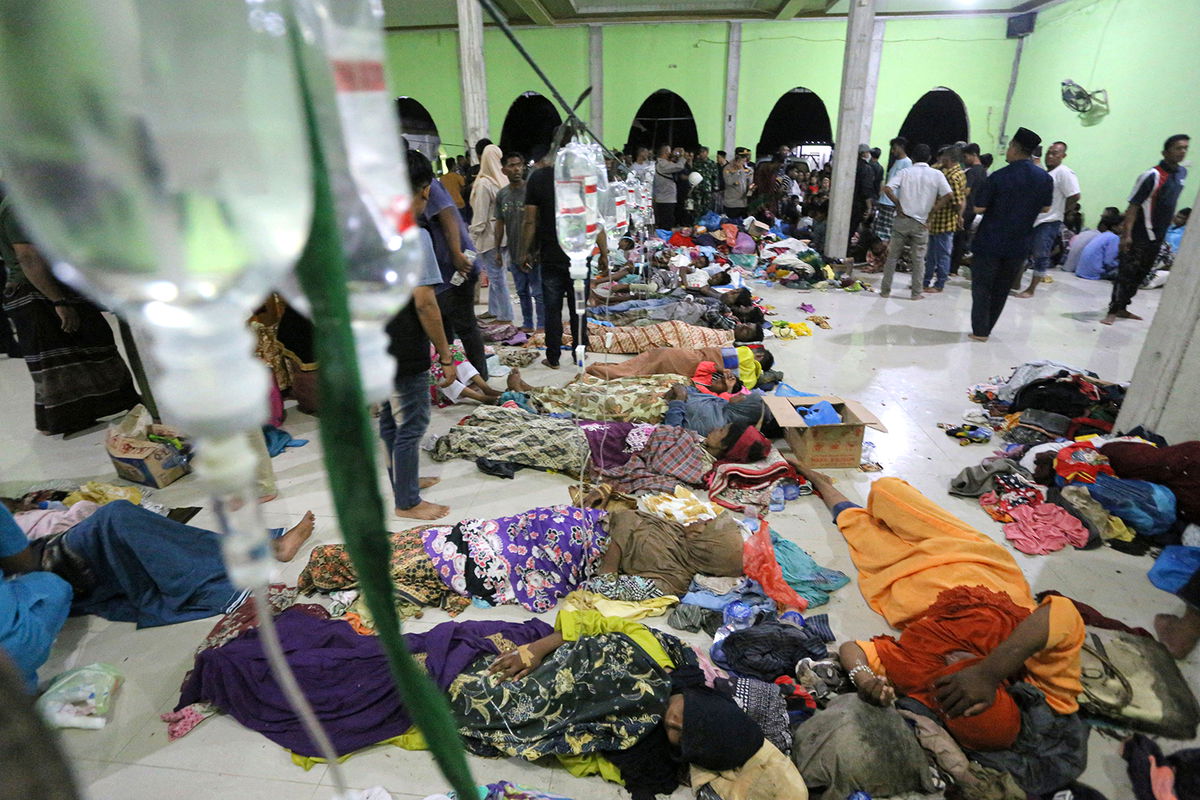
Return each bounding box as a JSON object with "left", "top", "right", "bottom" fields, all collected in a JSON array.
[{"left": 847, "top": 664, "right": 875, "bottom": 684}]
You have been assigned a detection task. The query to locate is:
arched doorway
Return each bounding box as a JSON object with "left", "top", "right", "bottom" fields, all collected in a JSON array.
[
  {"left": 499, "top": 92, "right": 562, "bottom": 161},
  {"left": 625, "top": 90, "right": 699, "bottom": 154},
  {"left": 395, "top": 97, "right": 440, "bottom": 162},
  {"left": 756, "top": 87, "right": 833, "bottom": 158},
  {"left": 897, "top": 88, "right": 969, "bottom": 156}
]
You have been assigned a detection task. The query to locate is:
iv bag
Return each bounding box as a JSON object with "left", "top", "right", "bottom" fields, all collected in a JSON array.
[
  {"left": 554, "top": 141, "right": 600, "bottom": 270},
  {"left": 0, "top": 1, "right": 312, "bottom": 330}
]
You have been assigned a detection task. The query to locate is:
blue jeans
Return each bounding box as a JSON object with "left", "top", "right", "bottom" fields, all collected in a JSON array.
[
  {"left": 923, "top": 231, "right": 954, "bottom": 289},
  {"left": 379, "top": 373, "right": 431, "bottom": 510},
  {"left": 507, "top": 251, "right": 544, "bottom": 330},
  {"left": 1030, "top": 220, "right": 1062, "bottom": 277},
  {"left": 0, "top": 571, "right": 71, "bottom": 690},
  {"left": 481, "top": 248, "right": 513, "bottom": 322}
]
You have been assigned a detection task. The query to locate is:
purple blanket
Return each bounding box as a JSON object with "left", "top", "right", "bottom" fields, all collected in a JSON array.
[
  {"left": 577, "top": 420, "right": 636, "bottom": 469},
  {"left": 176, "top": 608, "right": 552, "bottom": 756}
]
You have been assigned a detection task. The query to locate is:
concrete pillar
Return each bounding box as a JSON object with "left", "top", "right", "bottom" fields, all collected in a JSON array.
[
  {"left": 825, "top": 0, "right": 877, "bottom": 260},
  {"left": 723, "top": 22, "right": 742, "bottom": 156},
  {"left": 860, "top": 20, "right": 886, "bottom": 147},
  {"left": 456, "top": 0, "right": 489, "bottom": 160},
  {"left": 589, "top": 25, "right": 603, "bottom": 141},
  {"left": 1115, "top": 187, "right": 1200, "bottom": 442}
]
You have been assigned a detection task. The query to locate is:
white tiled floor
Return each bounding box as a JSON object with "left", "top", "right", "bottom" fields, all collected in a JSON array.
[{"left": 2, "top": 268, "right": 1194, "bottom": 800}]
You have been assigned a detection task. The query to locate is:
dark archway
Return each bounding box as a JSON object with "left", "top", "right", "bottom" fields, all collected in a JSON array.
[
  {"left": 395, "top": 97, "right": 440, "bottom": 161},
  {"left": 499, "top": 92, "right": 562, "bottom": 161},
  {"left": 756, "top": 87, "right": 833, "bottom": 157},
  {"left": 625, "top": 90, "right": 700, "bottom": 154},
  {"left": 897, "top": 88, "right": 969, "bottom": 157}
]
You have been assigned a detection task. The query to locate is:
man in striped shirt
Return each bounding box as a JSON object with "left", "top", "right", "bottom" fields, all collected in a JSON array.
[{"left": 1103, "top": 134, "right": 1189, "bottom": 325}]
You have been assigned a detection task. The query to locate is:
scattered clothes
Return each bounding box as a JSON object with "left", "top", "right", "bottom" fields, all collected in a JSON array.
[
  {"left": 966, "top": 684, "right": 1090, "bottom": 796},
  {"left": 718, "top": 621, "right": 832, "bottom": 681},
  {"left": 1150, "top": 546, "right": 1200, "bottom": 594},
  {"left": 605, "top": 509, "right": 744, "bottom": 596},
  {"left": 638, "top": 486, "right": 725, "bottom": 525},
  {"left": 668, "top": 602, "right": 725, "bottom": 635},
  {"left": 1057, "top": 485, "right": 1134, "bottom": 542},
  {"left": 1004, "top": 503, "right": 1091, "bottom": 555},
  {"left": 577, "top": 573, "right": 664, "bottom": 603},
  {"left": 769, "top": 531, "right": 849, "bottom": 608},
  {"left": 576, "top": 420, "right": 636, "bottom": 470},
  {"left": 940, "top": 422, "right": 993, "bottom": 445},
  {"left": 484, "top": 782, "right": 575, "bottom": 800},
  {"left": 805, "top": 315, "right": 831, "bottom": 329},
  {"left": 692, "top": 740, "right": 809, "bottom": 800},
  {"left": 948, "top": 459, "right": 1027, "bottom": 497},
  {"left": 1053, "top": 442, "right": 1114, "bottom": 484},
  {"left": 177, "top": 610, "right": 553, "bottom": 756},
  {"left": 560, "top": 590, "right": 678, "bottom": 620},
  {"left": 433, "top": 407, "right": 591, "bottom": 476},
  {"left": 707, "top": 450, "right": 797, "bottom": 513},
  {"left": 1044, "top": 487, "right": 1103, "bottom": 549},
  {"left": 714, "top": 676, "right": 792, "bottom": 756},
  {"left": 743, "top": 520, "right": 808, "bottom": 611},
  {"left": 1086, "top": 474, "right": 1178, "bottom": 537},
  {"left": 62, "top": 481, "right": 142, "bottom": 508},
  {"left": 261, "top": 425, "right": 308, "bottom": 457},
  {"left": 995, "top": 360, "right": 1096, "bottom": 404},
  {"left": 681, "top": 577, "right": 773, "bottom": 614},
  {"left": 299, "top": 528, "right": 470, "bottom": 618},
  {"left": 423, "top": 506, "right": 608, "bottom": 613},
  {"left": 792, "top": 694, "right": 937, "bottom": 800},
  {"left": 1101, "top": 440, "right": 1200, "bottom": 523}
]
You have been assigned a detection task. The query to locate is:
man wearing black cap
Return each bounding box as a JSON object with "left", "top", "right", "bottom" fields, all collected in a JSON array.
[{"left": 966, "top": 127, "right": 1053, "bottom": 341}]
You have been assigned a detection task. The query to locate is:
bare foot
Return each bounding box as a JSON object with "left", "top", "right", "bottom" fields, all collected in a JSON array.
[
  {"left": 396, "top": 500, "right": 450, "bottom": 520},
  {"left": 968, "top": 334, "right": 989, "bottom": 342},
  {"left": 1156, "top": 613, "right": 1200, "bottom": 659},
  {"left": 273, "top": 511, "right": 315, "bottom": 562},
  {"left": 910, "top": 294, "right": 924, "bottom": 301},
  {"left": 258, "top": 493, "right": 278, "bottom": 504},
  {"left": 419, "top": 477, "right": 441, "bottom": 489},
  {"left": 1117, "top": 310, "right": 1144, "bottom": 320},
  {"left": 923, "top": 287, "right": 943, "bottom": 294},
  {"left": 1016, "top": 290, "right": 1034, "bottom": 299},
  {"left": 506, "top": 368, "right": 534, "bottom": 392},
  {"left": 1100, "top": 314, "right": 1117, "bottom": 325}
]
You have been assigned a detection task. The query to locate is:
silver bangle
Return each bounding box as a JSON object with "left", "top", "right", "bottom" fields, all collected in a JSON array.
[{"left": 848, "top": 664, "right": 875, "bottom": 684}]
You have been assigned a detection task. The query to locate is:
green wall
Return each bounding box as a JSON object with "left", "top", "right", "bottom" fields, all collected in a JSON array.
[
  {"left": 484, "top": 26, "right": 589, "bottom": 146},
  {"left": 383, "top": 29, "right": 463, "bottom": 151},
  {"left": 1007, "top": 0, "right": 1200, "bottom": 223}
]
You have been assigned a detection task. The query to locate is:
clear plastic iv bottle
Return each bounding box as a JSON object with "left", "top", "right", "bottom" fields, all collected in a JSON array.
[
  {"left": 0, "top": 0, "right": 311, "bottom": 436},
  {"left": 294, "top": 0, "right": 427, "bottom": 402},
  {"left": 554, "top": 141, "right": 601, "bottom": 281},
  {"left": 611, "top": 180, "right": 629, "bottom": 240}
]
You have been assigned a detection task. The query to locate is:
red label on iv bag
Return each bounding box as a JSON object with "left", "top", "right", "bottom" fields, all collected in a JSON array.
[{"left": 332, "top": 60, "right": 386, "bottom": 92}]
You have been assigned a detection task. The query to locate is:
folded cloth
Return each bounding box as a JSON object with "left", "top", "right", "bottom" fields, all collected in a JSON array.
[
  {"left": 949, "top": 459, "right": 1027, "bottom": 498},
  {"left": 681, "top": 577, "right": 773, "bottom": 613}
]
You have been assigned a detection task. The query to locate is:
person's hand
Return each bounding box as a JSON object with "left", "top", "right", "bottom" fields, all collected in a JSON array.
[
  {"left": 438, "top": 361, "right": 458, "bottom": 388},
  {"left": 55, "top": 304, "right": 80, "bottom": 333},
  {"left": 1119, "top": 232, "right": 1132, "bottom": 253},
  {"left": 664, "top": 384, "right": 688, "bottom": 402},
  {"left": 852, "top": 670, "right": 896, "bottom": 707},
  {"left": 453, "top": 251, "right": 474, "bottom": 274},
  {"left": 933, "top": 663, "right": 998, "bottom": 718},
  {"left": 489, "top": 646, "right": 541, "bottom": 681}
]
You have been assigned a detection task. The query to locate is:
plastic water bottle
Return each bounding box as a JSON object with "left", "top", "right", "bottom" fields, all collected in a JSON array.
[
  {"left": 723, "top": 601, "right": 754, "bottom": 630},
  {"left": 612, "top": 180, "right": 629, "bottom": 239},
  {"left": 780, "top": 610, "right": 806, "bottom": 628}
]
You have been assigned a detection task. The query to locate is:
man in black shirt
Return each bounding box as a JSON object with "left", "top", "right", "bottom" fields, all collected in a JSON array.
[
  {"left": 849, "top": 144, "right": 877, "bottom": 252},
  {"left": 520, "top": 139, "right": 607, "bottom": 369},
  {"left": 953, "top": 143, "right": 988, "bottom": 272},
  {"left": 381, "top": 151, "right": 457, "bottom": 520}
]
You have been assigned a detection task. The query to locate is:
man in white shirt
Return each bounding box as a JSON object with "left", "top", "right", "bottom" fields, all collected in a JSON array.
[
  {"left": 1016, "top": 141, "right": 1081, "bottom": 297},
  {"left": 878, "top": 143, "right": 953, "bottom": 299}
]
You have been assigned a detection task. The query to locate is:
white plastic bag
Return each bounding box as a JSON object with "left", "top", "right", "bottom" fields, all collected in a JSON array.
[{"left": 36, "top": 663, "right": 123, "bottom": 730}]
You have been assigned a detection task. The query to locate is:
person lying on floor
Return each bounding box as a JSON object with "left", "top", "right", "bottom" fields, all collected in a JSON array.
[
  {"left": 586, "top": 318, "right": 763, "bottom": 355},
  {"left": 593, "top": 296, "right": 740, "bottom": 330},
  {"left": 789, "top": 459, "right": 1086, "bottom": 758},
  {"left": 0, "top": 499, "right": 314, "bottom": 689},
  {"left": 427, "top": 342, "right": 502, "bottom": 406},
  {"left": 178, "top": 607, "right": 807, "bottom": 800},
  {"left": 584, "top": 342, "right": 774, "bottom": 388}
]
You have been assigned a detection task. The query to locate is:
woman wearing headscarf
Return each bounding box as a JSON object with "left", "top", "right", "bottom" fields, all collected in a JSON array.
[{"left": 468, "top": 143, "right": 513, "bottom": 324}]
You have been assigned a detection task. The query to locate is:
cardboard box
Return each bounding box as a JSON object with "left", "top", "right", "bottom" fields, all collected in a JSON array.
[
  {"left": 763, "top": 395, "right": 887, "bottom": 469},
  {"left": 105, "top": 405, "right": 191, "bottom": 489}
]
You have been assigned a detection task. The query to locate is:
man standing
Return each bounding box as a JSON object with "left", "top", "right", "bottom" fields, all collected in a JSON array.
[
  {"left": 631, "top": 147, "right": 653, "bottom": 184},
  {"left": 722, "top": 152, "right": 753, "bottom": 219},
  {"left": 1102, "top": 134, "right": 1189, "bottom": 325},
  {"left": 1016, "top": 141, "right": 1081, "bottom": 297},
  {"left": 967, "top": 127, "right": 1053, "bottom": 341},
  {"left": 878, "top": 143, "right": 952, "bottom": 299},
  {"left": 868, "top": 147, "right": 885, "bottom": 200},
  {"left": 923, "top": 145, "right": 968, "bottom": 293},
  {"left": 691, "top": 146, "right": 719, "bottom": 221},
  {"left": 439, "top": 157, "right": 466, "bottom": 210},
  {"left": 383, "top": 150, "right": 458, "bottom": 520},
  {"left": 653, "top": 145, "right": 687, "bottom": 229},
  {"left": 850, "top": 144, "right": 877, "bottom": 251},
  {"left": 494, "top": 151, "right": 541, "bottom": 333},
  {"left": 424, "top": 154, "right": 488, "bottom": 378},
  {"left": 953, "top": 143, "right": 988, "bottom": 272},
  {"left": 872, "top": 137, "right": 912, "bottom": 241}
]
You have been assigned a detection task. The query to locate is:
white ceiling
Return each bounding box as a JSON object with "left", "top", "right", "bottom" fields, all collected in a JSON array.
[{"left": 381, "top": 0, "right": 1053, "bottom": 28}]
